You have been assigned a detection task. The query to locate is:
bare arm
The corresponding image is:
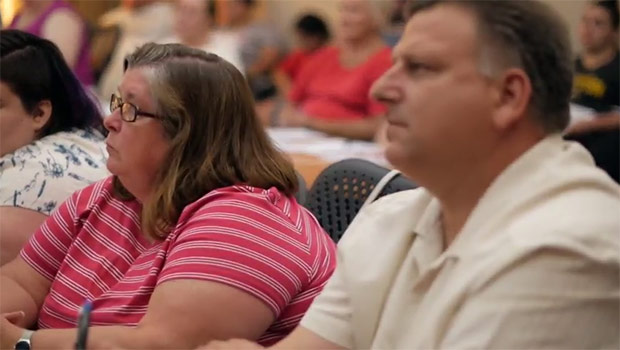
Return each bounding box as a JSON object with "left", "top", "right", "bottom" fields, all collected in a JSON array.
[
  {"left": 247, "top": 47, "right": 281, "bottom": 78},
  {"left": 279, "top": 103, "right": 383, "bottom": 141},
  {"left": 0, "top": 207, "right": 47, "bottom": 266},
  {"left": 273, "top": 326, "right": 345, "bottom": 350},
  {"left": 0, "top": 256, "right": 52, "bottom": 328},
  {"left": 1, "top": 279, "right": 274, "bottom": 350},
  {"left": 565, "top": 111, "right": 620, "bottom": 135},
  {"left": 273, "top": 69, "right": 292, "bottom": 97},
  {"left": 42, "top": 9, "right": 83, "bottom": 69},
  {"left": 201, "top": 326, "right": 345, "bottom": 350},
  {"left": 305, "top": 116, "right": 383, "bottom": 141}
]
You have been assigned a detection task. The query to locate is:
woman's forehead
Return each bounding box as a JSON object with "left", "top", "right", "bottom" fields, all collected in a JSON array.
[{"left": 119, "top": 68, "right": 153, "bottom": 101}]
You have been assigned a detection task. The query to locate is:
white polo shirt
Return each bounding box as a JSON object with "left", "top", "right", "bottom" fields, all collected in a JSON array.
[{"left": 301, "top": 135, "right": 620, "bottom": 349}]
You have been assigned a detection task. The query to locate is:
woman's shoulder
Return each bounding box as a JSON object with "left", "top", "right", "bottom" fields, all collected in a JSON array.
[
  {"left": 176, "top": 185, "right": 295, "bottom": 226},
  {"left": 35, "top": 128, "right": 108, "bottom": 173},
  {"left": 367, "top": 45, "right": 392, "bottom": 65},
  {"left": 187, "top": 185, "right": 284, "bottom": 210},
  {"left": 361, "top": 46, "right": 392, "bottom": 77},
  {"left": 297, "top": 46, "right": 339, "bottom": 73},
  {"left": 0, "top": 129, "right": 109, "bottom": 214}
]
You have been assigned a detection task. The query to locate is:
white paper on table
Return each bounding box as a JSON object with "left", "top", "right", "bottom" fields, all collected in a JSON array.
[
  {"left": 267, "top": 127, "right": 388, "bottom": 166},
  {"left": 569, "top": 103, "right": 596, "bottom": 126}
]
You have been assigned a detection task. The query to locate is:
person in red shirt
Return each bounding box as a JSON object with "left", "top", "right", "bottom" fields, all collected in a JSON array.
[
  {"left": 0, "top": 43, "right": 336, "bottom": 350},
  {"left": 278, "top": 0, "right": 392, "bottom": 141},
  {"left": 274, "top": 14, "right": 331, "bottom": 97}
]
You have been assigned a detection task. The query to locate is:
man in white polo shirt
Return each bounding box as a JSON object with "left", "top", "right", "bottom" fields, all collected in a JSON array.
[{"left": 203, "top": 0, "right": 620, "bottom": 349}]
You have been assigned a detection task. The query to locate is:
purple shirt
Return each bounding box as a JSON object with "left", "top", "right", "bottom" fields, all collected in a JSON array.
[{"left": 10, "top": 0, "right": 94, "bottom": 86}]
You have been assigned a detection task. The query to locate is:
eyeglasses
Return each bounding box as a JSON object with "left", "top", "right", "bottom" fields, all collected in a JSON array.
[{"left": 110, "top": 94, "right": 159, "bottom": 122}]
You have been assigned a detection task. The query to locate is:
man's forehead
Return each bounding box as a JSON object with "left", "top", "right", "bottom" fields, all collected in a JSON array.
[{"left": 394, "top": 4, "right": 478, "bottom": 57}]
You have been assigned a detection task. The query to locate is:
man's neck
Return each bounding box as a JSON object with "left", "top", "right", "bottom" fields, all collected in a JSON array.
[
  {"left": 582, "top": 45, "right": 618, "bottom": 70},
  {"left": 429, "top": 129, "right": 544, "bottom": 248}
]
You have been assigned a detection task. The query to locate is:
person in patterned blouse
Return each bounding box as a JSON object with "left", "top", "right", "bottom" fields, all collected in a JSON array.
[{"left": 0, "top": 30, "right": 109, "bottom": 265}]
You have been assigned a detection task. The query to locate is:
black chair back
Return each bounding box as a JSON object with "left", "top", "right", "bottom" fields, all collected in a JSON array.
[
  {"left": 295, "top": 171, "right": 308, "bottom": 205},
  {"left": 305, "top": 158, "right": 416, "bottom": 243}
]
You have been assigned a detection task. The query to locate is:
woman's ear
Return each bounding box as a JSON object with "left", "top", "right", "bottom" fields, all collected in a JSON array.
[{"left": 31, "top": 100, "right": 52, "bottom": 134}]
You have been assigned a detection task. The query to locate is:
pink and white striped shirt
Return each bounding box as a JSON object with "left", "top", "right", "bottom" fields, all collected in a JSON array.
[{"left": 21, "top": 177, "right": 336, "bottom": 344}]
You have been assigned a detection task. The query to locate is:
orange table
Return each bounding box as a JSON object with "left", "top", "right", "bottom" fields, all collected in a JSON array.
[
  {"left": 269, "top": 127, "right": 386, "bottom": 187},
  {"left": 289, "top": 153, "right": 330, "bottom": 186}
]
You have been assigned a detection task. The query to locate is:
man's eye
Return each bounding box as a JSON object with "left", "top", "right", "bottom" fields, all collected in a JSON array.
[{"left": 405, "top": 61, "right": 428, "bottom": 73}]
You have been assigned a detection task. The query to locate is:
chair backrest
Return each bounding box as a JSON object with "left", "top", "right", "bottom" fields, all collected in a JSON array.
[
  {"left": 295, "top": 171, "right": 308, "bottom": 205},
  {"left": 305, "top": 158, "right": 417, "bottom": 243}
]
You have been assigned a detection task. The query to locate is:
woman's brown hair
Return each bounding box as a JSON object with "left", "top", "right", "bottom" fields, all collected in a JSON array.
[{"left": 114, "top": 43, "right": 298, "bottom": 239}]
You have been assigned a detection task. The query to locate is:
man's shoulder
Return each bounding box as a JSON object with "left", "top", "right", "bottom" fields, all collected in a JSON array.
[
  {"left": 338, "top": 188, "right": 434, "bottom": 245},
  {"left": 362, "top": 188, "right": 431, "bottom": 217},
  {"left": 506, "top": 187, "right": 619, "bottom": 263},
  {"left": 468, "top": 178, "right": 620, "bottom": 272}
]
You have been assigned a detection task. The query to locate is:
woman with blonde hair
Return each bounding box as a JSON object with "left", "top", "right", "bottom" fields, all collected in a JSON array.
[{"left": 0, "top": 43, "right": 336, "bottom": 349}]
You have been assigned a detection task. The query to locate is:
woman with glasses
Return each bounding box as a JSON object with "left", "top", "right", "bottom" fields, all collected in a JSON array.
[
  {"left": 0, "top": 30, "right": 108, "bottom": 265},
  {"left": 0, "top": 42, "right": 336, "bottom": 350}
]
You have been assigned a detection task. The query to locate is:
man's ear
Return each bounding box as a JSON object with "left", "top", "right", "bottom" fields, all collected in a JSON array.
[
  {"left": 492, "top": 68, "right": 532, "bottom": 131},
  {"left": 30, "top": 100, "right": 52, "bottom": 134}
]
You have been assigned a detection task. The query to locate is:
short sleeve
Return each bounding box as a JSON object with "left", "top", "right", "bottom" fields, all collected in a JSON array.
[
  {"left": 288, "top": 47, "right": 332, "bottom": 104},
  {"left": 279, "top": 51, "right": 303, "bottom": 78},
  {"left": 299, "top": 252, "right": 355, "bottom": 349},
  {"left": 158, "top": 192, "right": 309, "bottom": 317},
  {"left": 440, "top": 248, "right": 620, "bottom": 349},
  {"left": 20, "top": 190, "right": 81, "bottom": 281}
]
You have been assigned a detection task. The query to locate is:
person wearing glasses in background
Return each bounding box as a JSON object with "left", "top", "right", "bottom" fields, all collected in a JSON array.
[
  {"left": 0, "top": 30, "right": 108, "bottom": 266},
  {"left": 0, "top": 43, "right": 336, "bottom": 349}
]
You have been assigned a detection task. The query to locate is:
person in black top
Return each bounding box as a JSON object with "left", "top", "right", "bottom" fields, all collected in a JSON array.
[
  {"left": 573, "top": 0, "right": 619, "bottom": 113},
  {"left": 566, "top": 0, "right": 619, "bottom": 183}
]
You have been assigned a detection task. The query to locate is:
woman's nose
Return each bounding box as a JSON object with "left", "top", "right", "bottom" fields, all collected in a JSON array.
[{"left": 103, "top": 109, "right": 122, "bottom": 133}]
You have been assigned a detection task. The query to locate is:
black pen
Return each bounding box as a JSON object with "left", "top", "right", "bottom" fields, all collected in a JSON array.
[{"left": 75, "top": 300, "right": 92, "bottom": 350}]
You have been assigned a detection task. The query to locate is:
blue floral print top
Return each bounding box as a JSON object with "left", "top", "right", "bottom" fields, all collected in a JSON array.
[{"left": 0, "top": 128, "right": 109, "bottom": 215}]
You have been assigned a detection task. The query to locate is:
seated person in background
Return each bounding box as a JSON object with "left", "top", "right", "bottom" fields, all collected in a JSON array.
[
  {"left": 278, "top": 0, "right": 392, "bottom": 141},
  {"left": 0, "top": 30, "right": 108, "bottom": 265},
  {"left": 204, "top": 1, "right": 620, "bottom": 349},
  {"left": 162, "top": 0, "right": 244, "bottom": 72},
  {"left": 0, "top": 43, "right": 337, "bottom": 350},
  {"left": 274, "top": 14, "right": 331, "bottom": 97},
  {"left": 8, "top": 0, "right": 94, "bottom": 86},
  {"left": 566, "top": 0, "right": 619, "bottom": 182},
  {"left": 225, "top": 0, "right": 288, "bottom": 101},
  {"left": 97, "top": 0, "right": 174, "bottom": 100}
]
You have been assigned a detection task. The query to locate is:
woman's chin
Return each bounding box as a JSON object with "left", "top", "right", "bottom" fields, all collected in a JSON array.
[{"left": 105, "top": 158, "right": 121, "bottom": 176}]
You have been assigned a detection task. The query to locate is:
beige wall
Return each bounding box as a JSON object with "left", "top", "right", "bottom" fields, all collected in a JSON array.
[
  {"left": 543, "top": 0, "right": 588, "bottom": 52},
  {"left": 266, "top": 0, "right": 589, "bottom": 51}
]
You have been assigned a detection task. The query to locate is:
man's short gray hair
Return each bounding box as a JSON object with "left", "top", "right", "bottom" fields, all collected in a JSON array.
[{"left": 408, "top": 0, "right": 574, "bottom": 133}]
